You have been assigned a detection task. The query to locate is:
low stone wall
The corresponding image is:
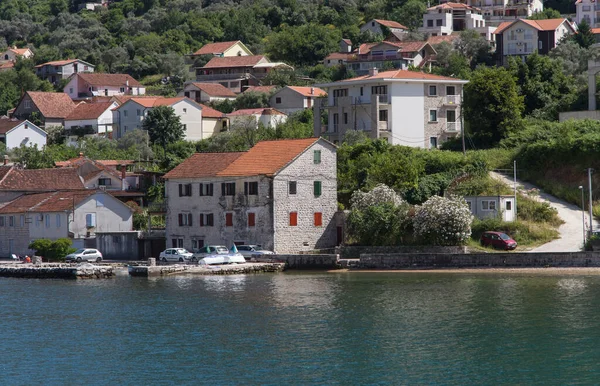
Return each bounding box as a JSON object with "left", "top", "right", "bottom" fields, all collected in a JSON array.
[
  {"left": 0, "top": 264, "right": 114, "bottom": 279},
  {"left": 358, "top": 252, "right": 600, "bottom": 269},
  {"left": 273, "top": 254, "right": 340, "bottom": 269},
  {"left": 128, "top": 262, "right": 286, "bottom": 276},
  {"left": 338, "top": 246, "right": 468, "bottom": 259}
]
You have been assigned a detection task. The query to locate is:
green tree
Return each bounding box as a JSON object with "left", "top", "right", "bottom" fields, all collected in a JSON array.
[
  {"left": 142, "top": 105, "right": 184, "bottom": 148},
  {"left": 574, "top": 19, "right": 595, "bottom": 49},
  {"left": 235, "top": 91, "right": 271, "bottom": 110},
  {"left": 265, "top": 23, "right": 342, "bottom": 66},
  {"left": 528, "top": 8, "right": 562, "bottom": 19},
  {"left": 28, "top": 238, "right": 76, "bottom": 262},
  {"left": 463, "top": 66, "right": 524, "bottom": 146},
  {"left": 391, "top": 0, "right": 426, "bottom": 31}
]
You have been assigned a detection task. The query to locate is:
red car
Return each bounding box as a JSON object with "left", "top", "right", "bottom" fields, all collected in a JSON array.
[{"left": 480, "top": 231, "right": 517, "bottom": 250}]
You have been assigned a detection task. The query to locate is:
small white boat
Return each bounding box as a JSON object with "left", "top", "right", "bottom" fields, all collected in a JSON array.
[{"left": 198, "top": 253, "right": 246, "bottom": 265}]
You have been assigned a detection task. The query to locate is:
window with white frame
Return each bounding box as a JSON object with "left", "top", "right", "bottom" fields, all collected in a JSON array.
[{"left": 429, "top": 109, "right": 437, "bottom": 122}]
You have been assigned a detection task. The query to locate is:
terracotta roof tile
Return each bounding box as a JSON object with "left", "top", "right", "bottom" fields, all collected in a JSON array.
[
  {"left": 0, "top": 190, "right": 100, "bottom": 214},
  {"left": 427, "top": 35, "right": 460, "bottom": 45},
  {"left": 26, "top": 92, "right": 76, "bottom": 119},
  {"left": 75, "top": 73, "right": 142, "bottom": 87},
  {"left": 163, "top": 152, "right": 244, "bottom": 179},
  {"left": 494, "top": 18, "right": 570, "bottom": 34},
  {"left": 164, "top": 138, "right": 321, "bottom": 179},
  {"left": 0, "top": 62, "right": 14, "bottom": 70},
  {"left": 0, "top": 118, "right": 25, "bottom": 134},
  {"left": 373, "top": 19, "right": 408, "bottom": 29},
  {"left": 287, "top": 86, "right": 327, "bottom": 97},
  {"left": 193, "top": 41, "right": 242, "bottom": 56},
  {"left": 65, "top": 102, "right": 115, "bottom": 120},
  {"left": 227, "top": 108, "right": 286, "bottom": 116},
  {"left": 55, "top": 156, "right": 134, "bottom": 168},
  {"left": 199, "top": 104, "right": 224, "bottom": 119},
  {"left": 35, "top": 59, "right": 93, "bottom": 68},
  {"left": 202, "top": 55, "right": 266, "bottom": 69},
  {"left": 0, "top": 167, "right": 85, "bottom": 191},
  {"left": 116, "top": 97, "right": 189, "bottom": 109},
  {"left": 325, "top": 52, "right": 352, "bottom": 60},
  {"left": 189, "top": 82, "right": 236, "bottom": 97},
  {"left": 243, "top": 86, "right": 277, "bottom": 94},
  {"left": 9, "top": 48, "right": 31, "bottom": 56},
  {"left": 340, "top": 69, "right": 466, "bottom": 82},
  {"left": 593, "top": 28, "right": 600, "bottom": 34}
]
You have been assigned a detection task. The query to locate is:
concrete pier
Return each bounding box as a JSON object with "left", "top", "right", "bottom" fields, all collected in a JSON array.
[{"left": 128, "top": 262, "right": 285, "bottom": 277}]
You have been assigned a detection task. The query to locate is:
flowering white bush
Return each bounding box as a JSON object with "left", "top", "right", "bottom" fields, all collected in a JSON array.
[
  {"left": 413, "top": 195, "right": 473, "bottom": 246},
  {"left": 350, "top": 184, "right": 404, "bottom": 212}
]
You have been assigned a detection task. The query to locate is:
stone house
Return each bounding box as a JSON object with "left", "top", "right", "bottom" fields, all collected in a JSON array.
[
  {"left": 314, "top": 68, "right": 468, "bottom": 148},
  {"left": 269, "top": 86, "right": 327, "bottom": 115},
  {"left": 12, "top": 91, "right": 77, "bottom": 128},
  {"left": 0, "top": 166, "right": 85, "bottom": 203},
  {"left": 494, "top": 18, "right": 575, "bottom": 65},
  {"left": 64, "top": 101, "right": 118, "bottom": 145},
  {"left": 178, "top": 82, "right": 237, "bottom": 103},
  {"left": 35, "top": 59, "right": 95, "bottom": 84},
  {"left": 0, "top": 118, "right": 46, "bottom": 150},
  {"left": 0, "top": 190, "right": 133, "bottom": 257},
  {"left": 360, "top": 19, "right": 408, "bottom": 35},
  {"left": 163, "top": 138, "right": 338, "bottom": 254},
  {"left": 64, "top": 73, "right": 145, "bottom": 100}
]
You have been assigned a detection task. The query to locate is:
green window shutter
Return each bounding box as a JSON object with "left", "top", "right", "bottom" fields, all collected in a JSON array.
[
  {"left": 314, "top": 150, "right": 321, "bottom": 164},
  {"left": 314, "top": 181, "right": 321, "bottom": 197}
]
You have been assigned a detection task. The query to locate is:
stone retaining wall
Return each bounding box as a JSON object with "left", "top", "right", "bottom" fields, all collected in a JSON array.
[
  {"left": 338, "top": 246, "right": 468, "bottom": 259},
  {"left": 0, "top": 264, "right": 114, "bottom": 279},
  {"left": 128, "top": 263, "right": 285, "bottom": 276},
  {"left": 273, "top": 254, "right": 340, "bottom": 269},
  {"left": 359, "top": 252, "right": 600, "bottom": 269}
]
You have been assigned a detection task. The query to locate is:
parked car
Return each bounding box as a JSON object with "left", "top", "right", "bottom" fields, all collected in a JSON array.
[
  {"left": 236, "top": 245, "right": 275, "bottom": 258},
  {"left": 480, "top": 231, "right": 517, "bottom": 250},
  {"left": 192, "top": 245, "right": 229, "bottom": 260},
  {"left": 65, "top": 248, "right": 103, "bottom": 263},
  {"left": 159, "top": 248, "right": 194, "bottom": 262}
]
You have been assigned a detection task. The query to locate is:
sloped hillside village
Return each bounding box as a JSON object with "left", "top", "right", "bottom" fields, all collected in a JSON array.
[{"left": 0, "top": 0, "right": 594, "bottom": 259}]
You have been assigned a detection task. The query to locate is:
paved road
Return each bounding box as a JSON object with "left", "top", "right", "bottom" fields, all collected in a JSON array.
[{"left": 491, "top": 172, "right": 597, "bottom": 252}]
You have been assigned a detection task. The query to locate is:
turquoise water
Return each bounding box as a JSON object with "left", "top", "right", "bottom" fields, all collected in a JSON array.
[{"left": 2, "top": 271, "right": 600, "bottom": 384}]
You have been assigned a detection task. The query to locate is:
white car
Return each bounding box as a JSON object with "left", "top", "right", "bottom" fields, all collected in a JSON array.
[
  {"left": 65, "top": 248, "right": 103, "bottom": 263},
  {"left": 159, "top": 248, "right": 193, "bottom": 263},
  {"left": 236, "top": 245, "right": 275, "bottom": 258}
]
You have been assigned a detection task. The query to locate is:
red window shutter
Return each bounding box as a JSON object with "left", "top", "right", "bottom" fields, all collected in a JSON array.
[
  {"left": 314, "top": 212, "right": 322, "bottom": 226},
  {"left": 289, "top": 212, "right": 298, "bottom": 226},
  {"left": 226, "top": 213, "right": 233, "bottom": 227},
  {"left": 248, "top": 213, "right": 255, "bottom": 227},
  {"left": 178, "top": 213, "right": 183, "bottom": 226}
]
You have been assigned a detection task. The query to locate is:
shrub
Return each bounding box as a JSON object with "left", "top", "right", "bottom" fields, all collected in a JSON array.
[
  {"left": 413, "top": 195, "right": 473, "bottom": 245},
  {"left": 350, "top": 183, "right": 404, "bottom": 211},
  {"left": 28, "top": 238, "right": 76, "bottom": 262}
]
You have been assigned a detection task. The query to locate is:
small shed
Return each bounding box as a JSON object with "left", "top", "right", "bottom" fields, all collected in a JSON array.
[{"left": 464, "top": 195, "right": 516, "bottom": 222}]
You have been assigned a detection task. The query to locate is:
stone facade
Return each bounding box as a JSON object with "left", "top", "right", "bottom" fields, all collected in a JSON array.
[{"left": 422, "top": 83, "right": 462, "bottom": 148}]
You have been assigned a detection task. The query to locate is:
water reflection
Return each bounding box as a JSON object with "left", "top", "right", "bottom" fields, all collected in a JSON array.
[{"left": 270, "top": 274, "right": 336, "bottom": 310}]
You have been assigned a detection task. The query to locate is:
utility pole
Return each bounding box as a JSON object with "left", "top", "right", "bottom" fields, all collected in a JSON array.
[
  {"left": 514, "top": 160, "right": 517, "bottom": 221},
  {"left": 588, "top": 168, "right": 594, "bottom": 234},
  {"left": 461, "top": 88, "right": 466, "bottom": 156}
]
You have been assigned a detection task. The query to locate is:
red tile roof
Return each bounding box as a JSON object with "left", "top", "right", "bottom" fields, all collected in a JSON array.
[
  {"left": 593, "top": 28, "right": 600, "bottom": 34},
  {"left": 0, "top": 190, "right": 98, "bottom": 214},
  {"left": 428, "top": 2, "right": 477, "bottom": 10},
  {"left": 199, "top": 104, "right": 225, "bottom": 119},
  {"left": 340, "top": 69, "right": 465, "bottom": 82},
  {"left": 0, "top": 166, "right": 85, "bottom": 191},
  {"left": 65, "top": 102, "right": 115, "bottom": 121},
  {"left": 189, "top": 82, "right": 236, "bottom": 97},
  {"left": 0, "top": 62, "right": 14, "bottom": 70},
  {"left": 427, "top": 35, "right": 460, "bottom": 45},
  {"left": 494, "top": 18, "right": 569, "bottom": 34},
  {"left": 164, "top": 138, "right": 321, "bottom": 179},
  {"left": 227, "top": 108, "right": 286, "bottom": 116},
  {"left": 202, "top": 55, "right": 266, "bottom": 69},
  {"left": 193, "top": 41, "right": 243, "bottom": 56},
  {"left": 26, "top": 92, "right": 77, "bottom": 119},
  {"left": 116, "top": 97, "right": 190, "bottom": 109},
  {"left": 373, "top": 19, "right": 408, "bottom": 30},
  {"left": 54, "top": 156, "right": 134, "bottom": 168},
  {"left": 0, "top": 118, "right": 25, "bottom": 134},
  {"left": 35, "top": 59, "right": 87, "bottom": 68},
  {"left": 163, "top": 152, "right": 244, "bottom": 179},
  {"left": 325, "top": 52, "right": 352, "bottom": 60},
  {"left": 75, "top": 73, "right": 142, "bottom": 87},
  {"left": 286, "top": 86, "right": 327, "bottom": 97},
  {"left": 8, "top": 48, "right": 31, "bottom": 56},
  {"left": 243, "top": 86, "right": 277, "bottom": 94}
]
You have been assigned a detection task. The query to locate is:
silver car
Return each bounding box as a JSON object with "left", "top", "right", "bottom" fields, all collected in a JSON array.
[
  {"left": 65, "top": 248, "right": 103, "bottom": 263},
  {"left": 159, "top": 248, "right": 194, "bottom": 262}
]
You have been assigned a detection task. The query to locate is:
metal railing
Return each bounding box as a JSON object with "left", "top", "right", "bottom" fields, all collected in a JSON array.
[
  {"left": 377, "top": 94, "right": 390, "bottom": 104},
  {"left": 445, "top": 95, "right": 460, "bottom": 105},
  {"left": 446, "top": 122, "right": 459, "bottom": 132}
]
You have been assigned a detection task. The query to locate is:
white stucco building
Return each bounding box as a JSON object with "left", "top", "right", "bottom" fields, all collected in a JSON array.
[
  {"left": 576, "top": 0, "right": 599, "bottom": 27},
  {"left": 64, "top": 101, "right": 118, "bottom": 145},
  {"left": 360, "top": 19, "right": 408, "bottom": 35},
  {"left": 315, "top": 68, "right": 468, "bottom": 149},
  {"left": 0, "top": 118, "right": 46, "bottom": 150},
  {"left": 419, "top": 3, "right": 497, "bottom": 43},
  {"left": 269, "top": 86, "right": 327, "bottom": 115},
  {"left": 178, "top": 82, "right": 237, "bottom": 103},
  {"left": 64, "top": 73, "right": 145, "bottom": 100},
  {"left": 163, "top": 138, "right": 338, "bottom": 253},
  {"left": 461, "top": 0, "right": 543, "bottom": 24}
]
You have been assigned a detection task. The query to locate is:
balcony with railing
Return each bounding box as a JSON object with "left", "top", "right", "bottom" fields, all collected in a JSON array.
[
  {"left": 445, "top": 121, "right": 460, "bottom": 133},
  {"left": 377, "top": 94, "right": 390, "bottom": 104},
  {"left": 378, "top": 121, "right": 390, "bottom": 132},
  {"left": 444, "top": 95, "right": 461, "bottom": 105}
]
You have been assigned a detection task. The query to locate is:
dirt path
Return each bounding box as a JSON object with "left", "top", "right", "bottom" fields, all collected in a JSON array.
[{"left": 490, "top": 172, "right": 596, "bottom": 252}]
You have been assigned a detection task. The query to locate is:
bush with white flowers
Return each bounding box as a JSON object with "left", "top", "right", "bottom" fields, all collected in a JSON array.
[
  {"left": 350, "top": 183, "right": 405, "bottom": 211},
  {"left": 413, "top": 195, "right": 473, "bottom": 246}
]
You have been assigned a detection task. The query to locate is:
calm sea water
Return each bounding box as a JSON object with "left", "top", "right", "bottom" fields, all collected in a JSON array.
[{"left": 2, "top": 270, "right": 600, "bottom": 385}]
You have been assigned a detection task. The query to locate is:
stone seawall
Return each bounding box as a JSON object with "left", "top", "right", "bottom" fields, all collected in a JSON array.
[
  {"left": 128, "top": 263, "right": 285, "bottom": 277},
  {"left": 359, "top": 252, "right": 600, "bottom": 269},
  {"left": 338, "top": 246, "right": 468, "bottom": 259},
  {"left": 273, "top": 254, "right": 340, "bottom": 269},
  {"left": 0, "top": 264, "right": 114, "bottom": 279}
]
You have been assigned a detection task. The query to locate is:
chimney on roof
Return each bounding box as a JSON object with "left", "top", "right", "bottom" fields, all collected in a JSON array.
[
  {"left": 3, "top": 155, "right": 8, "bottom": 166},
  {"left": 121, "top": 164, "right": 126, "bottom": 190},
  {"left": 126, "top": 79, "right": 129, "bottom": 87},
  {"left": 79, "top": 152, "right": 84, "bottom": 158},
  {"left": 369, "top": 67, "right": 378, "bottom": 76},
  {"left": 311, "top": 87, "right": 315, "bottom": 95}
]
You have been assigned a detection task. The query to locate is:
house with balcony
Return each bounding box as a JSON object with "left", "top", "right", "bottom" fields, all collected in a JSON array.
[
  {"left": 269, "top": 86, "right": 327, "bottom": 115},
  {"left": 112, "top": 97, "right": 222, "bottom": 141},
  {"left": 314, "top": 68, "right": 468, "bottom": 148},
  {"left": 178, "top": 82, "right": 237, "bottom": 103},
  {"left": 190, "top": 41, "right": 253, "bottom": 58},
  {"left": 453, "top": 0, "right": 543, "bottom": 25},
  {"left": 163, "top": 137, "right": 338, "bottom": 253},
  {"left": 194, "top": 55, "right": 293, "bottom": 93},
  {"left": 35, "top": 59, "right": 95, "bottom": 84},
  {"left": 12, "top": 91, "right": 77, "bottom": 128},
  {"left": 419, "top": 3, "right": 497, "bottom": 43},
  {"left": 576, "top": 0, "right": 600, "bottom": 27},
  {"left": 64, "top": 73, "right": 145, "bottom": 100},
  {"left": 360, "top": 19, "right": 409, "bottom": 35},
  {"left": 64, "top": 101, "right": 118, "bottom": 145},
  {"left": 494, "top": 18, "right": 575, "bottom": 65},
  {"left": 0, "top": 189, "right": 133, "bottom": 256},
  {"left": 348, "top": 41, "right": 437, "bottom": 74}
]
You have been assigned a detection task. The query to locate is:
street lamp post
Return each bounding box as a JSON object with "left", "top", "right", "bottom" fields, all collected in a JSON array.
[{"left": 579, "top": 186, "right": 586, "bottom": 246}]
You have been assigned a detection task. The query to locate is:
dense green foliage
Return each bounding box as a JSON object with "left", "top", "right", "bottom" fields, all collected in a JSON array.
[
  {"left": 28, "top": 238, "right": 76, "bottom": 262},
  {"left": 142, "top": 105, "right": 184, "bottom": 148}
]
